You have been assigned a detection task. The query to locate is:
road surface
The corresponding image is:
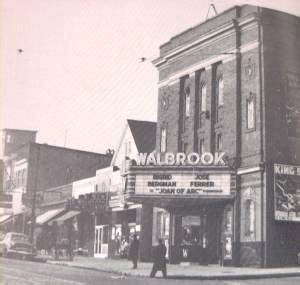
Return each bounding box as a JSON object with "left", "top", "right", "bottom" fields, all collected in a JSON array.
[{"left": 1, "top": 257, "right": 300, "bottom": 285}]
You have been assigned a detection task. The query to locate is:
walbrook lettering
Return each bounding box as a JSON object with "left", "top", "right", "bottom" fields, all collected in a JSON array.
[{"left": 135, "top": 152, "right": 226, "bottom": 166}]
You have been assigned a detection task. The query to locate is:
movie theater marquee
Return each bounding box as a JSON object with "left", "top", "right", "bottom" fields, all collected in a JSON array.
[{"left": 134, "top": 172, "right": 231, "bottom": 196}]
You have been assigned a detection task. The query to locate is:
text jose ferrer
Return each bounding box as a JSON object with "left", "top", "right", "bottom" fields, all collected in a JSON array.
[{"left": 133, "top": 152, "right": 227, "bottom": 195}]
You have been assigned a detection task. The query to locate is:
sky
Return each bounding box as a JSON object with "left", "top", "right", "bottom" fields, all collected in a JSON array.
[{"left": 1, "top": 0, "right": 300, "bottom": 154}]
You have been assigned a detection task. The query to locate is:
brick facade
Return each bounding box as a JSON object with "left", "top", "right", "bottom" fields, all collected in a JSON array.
[{"left": 150, "top": 5, "right": 300, "bottom": 267}]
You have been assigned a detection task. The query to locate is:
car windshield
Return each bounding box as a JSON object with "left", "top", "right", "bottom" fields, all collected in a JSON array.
[{"left": 11, "top": 234, "right": 29, "bottom": 242}]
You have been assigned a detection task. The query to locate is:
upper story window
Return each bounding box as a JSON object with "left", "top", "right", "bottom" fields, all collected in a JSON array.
[
  {"left": 160, "top": 126, "right": 167, "bottom": 153},
  {"left": 185, "top": 86, "right": 191, "bottom": 117},
  {"left": 200, "top": 83, "right": 207, "bottom": 112},
  {"left": 247, "top": 93, "right": 255, "bottom": 130},
  {"left": 216, "top": 133, "right": 222, "bottom": 151},
  {"left": 183, "top": 142, "right": 188, "bottom": 154},
  {"left": 213, "top": 63, "right": 223, "bottom": 123},
  {"left": 217, "top": 76, "right": 224, "bottom": 107},
  {"left": 199, "top": 138, "right": 205, "bottom": 154}
]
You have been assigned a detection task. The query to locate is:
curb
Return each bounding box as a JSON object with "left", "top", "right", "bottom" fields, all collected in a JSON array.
[{"left": 47, "top": 261, "right": 300, "bottom": 280}]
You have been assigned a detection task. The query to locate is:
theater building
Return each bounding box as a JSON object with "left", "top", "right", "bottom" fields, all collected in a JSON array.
[{"left": 125, "top": 5, "right": 300, "bottom": 267}]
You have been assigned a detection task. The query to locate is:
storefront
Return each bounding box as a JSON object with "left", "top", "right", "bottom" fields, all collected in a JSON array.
[{"left": 126, "top": 162, "right": 236, "bottom": 265}]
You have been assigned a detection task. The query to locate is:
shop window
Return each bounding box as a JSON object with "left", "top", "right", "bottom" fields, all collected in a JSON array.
[
  {"left": 245, "top": 199, "right": 255, "bottom": 236},
  {"left": 160, "top": 126, "right": 167, "bottom": 153},
  {"left": 224, "top": 205, "right": 233, "bottom": 234},
  {"left": 247, "top": 93, "right": 256, "bottom": 130},
  {"left": 216, "top": 134, "right": 222, "bottom": 152}
]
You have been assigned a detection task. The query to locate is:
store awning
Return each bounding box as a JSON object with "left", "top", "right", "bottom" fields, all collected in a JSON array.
[
  {"left": 0, "top": 211, "right": 25, "bottom": 225},
  {"left": 111, "top": 204, "right": 142, "bottom": 212},
  {"left": 49, "top": 210, "right": 80, "bottom": 226},
  {"left": 0, "top": 215, "right": 12, "bottom": 224},
  {"left": 35, "top": 208, "right": 65, "bottom": 226}
]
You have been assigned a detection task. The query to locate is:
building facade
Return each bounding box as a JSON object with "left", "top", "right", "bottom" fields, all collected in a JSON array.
[
  {"left": 0, "top": 129, "right": 112, "bottom": 240},
  {"left": 93, "top": 119, "right": 156, "bottom": 260},
  {"left": 125, "top": 5, "right": 300, "bottom": 267}
]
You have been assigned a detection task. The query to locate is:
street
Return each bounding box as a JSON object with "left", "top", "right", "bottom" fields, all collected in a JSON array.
[{"left": 1, "top": 257, "right": 300, "bottom": 285}]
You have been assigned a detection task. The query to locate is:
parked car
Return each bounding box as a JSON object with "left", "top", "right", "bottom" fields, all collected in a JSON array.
[{"left": 0, "top": 232, "right": 36, "bottom": 259}]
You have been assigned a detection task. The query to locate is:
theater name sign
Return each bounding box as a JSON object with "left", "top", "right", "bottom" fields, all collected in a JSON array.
[{"left": 126, "top": 152, "right": 235, "bottom": 197}]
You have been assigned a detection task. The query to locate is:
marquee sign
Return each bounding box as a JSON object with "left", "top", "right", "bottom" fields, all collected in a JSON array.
[
  {"left": 135, "top": 152, "right": 226, "bottom": 166},
  {"left": 133, "top": 172, "right": 231, "bottom": 197},
  {"left": 274, "top": 164, "right": 300, "bottom": 222}
]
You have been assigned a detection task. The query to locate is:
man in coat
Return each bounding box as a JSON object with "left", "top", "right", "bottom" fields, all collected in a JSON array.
[
  {"left": 129, "top": 234, "right": 139, "bottom": 269},
  {"left": 150, "top": 239, "right": 167, "bottom": 278}
]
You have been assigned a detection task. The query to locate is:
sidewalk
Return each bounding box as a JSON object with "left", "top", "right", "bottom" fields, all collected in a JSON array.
[{"left": 47, "top": 256, "right": 300, "bottom": 280}]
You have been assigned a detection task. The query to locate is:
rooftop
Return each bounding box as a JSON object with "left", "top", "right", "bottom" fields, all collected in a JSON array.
[{"left": 127, "top": 119, "right": 156, "bottom": 153}]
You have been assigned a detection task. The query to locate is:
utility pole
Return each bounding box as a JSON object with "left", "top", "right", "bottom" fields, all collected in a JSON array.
[{"left": 29, "top": 145, "right": 40, "bottom": 243}]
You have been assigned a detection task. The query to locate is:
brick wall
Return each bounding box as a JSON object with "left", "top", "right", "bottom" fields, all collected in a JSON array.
[{"left": 25, "top": 143, "right": 112, "bottom": 204}]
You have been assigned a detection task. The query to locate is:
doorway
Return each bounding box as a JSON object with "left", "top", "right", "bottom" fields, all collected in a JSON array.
[
  {"left": 179, "top": 208, "right": 223, "bottom": 264},
  {"left": 94, "top": 225, "right": 109, "bottom": 258}
]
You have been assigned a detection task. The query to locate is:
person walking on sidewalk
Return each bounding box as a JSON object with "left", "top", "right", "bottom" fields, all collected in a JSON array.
[
  {"left": 129, "top": 234, "right": 139, "bottom": 269},
  {"left": 150, "top": 239, "right": 167, "bottom": 278}
]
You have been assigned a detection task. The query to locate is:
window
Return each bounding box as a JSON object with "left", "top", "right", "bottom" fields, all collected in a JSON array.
[
  {"left": 185, "top": 87, "right": 191, "bottom": 117},
  {"left": 6, "top": 135, "right": 11, "bottom": 143},
  {"left": 199, "top": 138, "right": 205, "bottom": 154},
  {"left": 201, "top": 84, "right": 206, "bottom": 112},
  {"left": 183, "top": 142, "right": 188, "bottom": 154},
  {"left": 247, "top": 94, "right": 255, "bottom": 129},
  {"left": 217, "top": 76, "right": 224, "bottom": 107},
  {"left": 245, "top": 199, "right": 255, "bottom": 236},
  {"left": 160, "top": 127, "right": 167, "bottom": 153},
  {"left": 216, "top": 134, "right": 222, "bottom": 151}
]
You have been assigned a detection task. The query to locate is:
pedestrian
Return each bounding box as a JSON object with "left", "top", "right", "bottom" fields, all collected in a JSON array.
[
  {"left": 129, "top": 234, "right": 139, "bottom": 269},
  {"left": 150, "top": 239, "right": 167, "bottom": 278}
]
